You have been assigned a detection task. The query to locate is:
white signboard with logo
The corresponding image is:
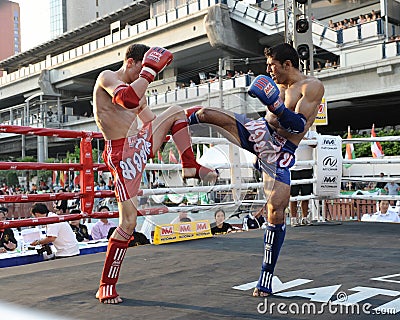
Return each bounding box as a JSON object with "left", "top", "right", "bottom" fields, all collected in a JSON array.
[{"left": 314, "top": 135, "right": 342, "bottom": 198}]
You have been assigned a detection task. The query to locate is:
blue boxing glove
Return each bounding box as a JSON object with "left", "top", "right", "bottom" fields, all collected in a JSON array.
[
  {"left": 248, "top": 75, "right": 306, "bottom": 134},
  {"left": 248, "top": 75, "right": 285, "bottom": 115}
]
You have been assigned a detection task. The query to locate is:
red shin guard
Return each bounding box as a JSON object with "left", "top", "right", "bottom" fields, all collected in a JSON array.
[
  {"left": 98, "top": 238, "right": 129, "bottom": 302},
  {"left": 171, "top": 119, "right": 197, "bottom": 169},
  {"left": 171, "top": 119, "right": 217, "bottom": 182}
]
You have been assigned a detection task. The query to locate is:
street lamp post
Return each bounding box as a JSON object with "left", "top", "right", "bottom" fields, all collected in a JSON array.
[{"left": 219, "top": 58, "right": 224, "bottom": 109}]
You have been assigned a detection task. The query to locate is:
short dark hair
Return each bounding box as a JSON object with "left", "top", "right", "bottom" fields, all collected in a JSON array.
[
  {"left": 214, "top": 209, "right": 226, "bottom": 218},
  {"left": 0, "top": 207, "right": 8, "bottom": 213},
  {"left": 265, "top": 43, "right": 300, "bottom": 69},
  {"left": 125, "top": 44, "right": 150, "bottom": 62},
  {"left": 31, "top": 203, "right": 49, "bottom": 215},
  {"left": 98, "top": 205, "right": 110, "bottom": 211}
]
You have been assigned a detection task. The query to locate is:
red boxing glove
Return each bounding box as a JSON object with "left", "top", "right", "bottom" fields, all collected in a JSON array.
[
  {"left": 112, "top": 84, "right": 140, "bottom": 109},
  {"left": 139, "top": 47, "right": 173, "bottom": 83}
]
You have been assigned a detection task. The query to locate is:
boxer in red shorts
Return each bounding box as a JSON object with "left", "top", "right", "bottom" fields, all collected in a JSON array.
[{"left": 93, "top": 44, "right": 217, "bottom": 304}]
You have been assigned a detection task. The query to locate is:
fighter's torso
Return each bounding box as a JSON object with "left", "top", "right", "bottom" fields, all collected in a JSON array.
[
  {"left": 93, "top": 80, "right": 139, "bottom": 141},
  {"left": 265, "top": 78, "right": 317, "bottom": 146}
]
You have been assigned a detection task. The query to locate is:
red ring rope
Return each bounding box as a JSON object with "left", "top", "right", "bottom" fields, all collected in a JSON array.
[{"left": 0, "top": 206, "right": 169, "bottom": 229}]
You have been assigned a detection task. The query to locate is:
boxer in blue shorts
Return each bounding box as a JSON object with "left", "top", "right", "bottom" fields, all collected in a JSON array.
[{"left": 186, "top": 43, "right": 324, "bottom": 296}]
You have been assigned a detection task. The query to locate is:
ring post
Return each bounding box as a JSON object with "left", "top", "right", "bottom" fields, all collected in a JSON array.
[{"left": 80, "top": 132, "right": 95, "bottom": 215}]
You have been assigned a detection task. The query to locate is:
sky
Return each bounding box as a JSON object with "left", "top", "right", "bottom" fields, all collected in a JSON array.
[{"left": 14, "top": 0, "right": 51, "bottom": 52}]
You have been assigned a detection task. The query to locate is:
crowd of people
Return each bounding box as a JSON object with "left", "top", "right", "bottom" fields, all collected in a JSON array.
[{"left": 327, "top": 9, "right": 381, "bottom": 31}]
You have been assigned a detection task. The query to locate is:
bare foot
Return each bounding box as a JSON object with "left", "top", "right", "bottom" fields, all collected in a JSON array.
[
  {"left": 252, "top": 288, "right": 271, "bottom": 297},
  {"left": 182, "top": 166, "right": 218, "bottom": 184},
  {"left": 95, "top": 289, "right": 123, "bottom": 304}
]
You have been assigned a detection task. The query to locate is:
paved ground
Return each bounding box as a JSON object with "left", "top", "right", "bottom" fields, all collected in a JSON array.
[{"left": 0, "top": 222, "right": 399, "bottom": 319}]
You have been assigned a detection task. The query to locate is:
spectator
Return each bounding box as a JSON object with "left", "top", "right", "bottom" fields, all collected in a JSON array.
[
  {"left": 170, "top": 203, "right": 192, "bottom": 224},
  {"left": 90, "top": 205, "right": 117, "bottom": 240},
  {"left": 53, "top": 188, "right": 69, "bottom": 214},
  {"left": 189, "top": 79, "right": 196, "bottom": 87},
  {"left": 0, "top": 207, "right": 17, "bottom": 253},
  {"left": 69, "top": 209, "right": 91, "bottom": 242},
  {"left": 357, "top": 15, "right": 366, "bottom": 24},
  {"left": 107, "top": 227, "right": 150, "bottom": 246},
  {"left": 316, "top": 61, "right": 322, "bottom": 72},
  {"left": 384, "top": 181, "right": 400, "bottom": 195},
  {"left": 273, "top": 3, "right": 278, "bottom": 24},
  {"left": 361, "top": 200, "right": 400, "bottom": 223},
  {"left": 242, "top": 212, "right": 266, "bottom": 230},
  {"left": 211, "top": 209, "right": 232, "bottom": 235},
  {"left": 376, "top": 172, "right": 386, "bottom": 189},
  {"left": 324, "top": 59, "right": 332, "bottom": 68},
  {"left": 30, "top": 203, "right": 79, "bottom": 258}
]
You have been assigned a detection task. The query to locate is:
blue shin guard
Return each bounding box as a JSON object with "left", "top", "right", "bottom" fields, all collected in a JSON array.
[{"left": 256, "top": 223, "right": 286, "bottom": 294}]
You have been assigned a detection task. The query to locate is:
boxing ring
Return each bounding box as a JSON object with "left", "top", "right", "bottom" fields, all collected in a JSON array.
[{"left": 0, "top": 125, "right": 399, "bottom": 233}]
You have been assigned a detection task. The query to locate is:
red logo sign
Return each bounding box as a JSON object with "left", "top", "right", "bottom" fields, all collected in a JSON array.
[
  {"left": 179, "top": 224, "right": 192, "bottom": 233},
  {"left": 161, "top": 226, "right": 174, "bottom": 235},
  {"left": 196, "top": 222, "right": 207, "bottom": 232}
]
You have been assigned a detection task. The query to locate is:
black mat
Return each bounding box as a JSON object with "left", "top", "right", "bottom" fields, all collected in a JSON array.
[{"left": 0, "top": 222, "right": 399, "bottom": 319}]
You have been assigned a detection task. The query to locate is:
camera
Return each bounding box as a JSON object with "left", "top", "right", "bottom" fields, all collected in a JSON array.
[{"left": 36, "top": 244, "right": 55, "bottom": 260}]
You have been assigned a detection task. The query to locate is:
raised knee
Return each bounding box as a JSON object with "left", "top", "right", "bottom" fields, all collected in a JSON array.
[{"left": 169, "top": 104, "right": 184, "bottom": 114}]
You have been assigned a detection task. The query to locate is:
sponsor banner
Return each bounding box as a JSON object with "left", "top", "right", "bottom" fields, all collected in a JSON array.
[
  {"left": 314, "top": 97, "right": 328, "bottom": 126},
  {"left": 314, "top": 135, "right": 342, "bottom": 197},
  {"left": 153, "top": 220, "right": 212, "bottom": 245}
]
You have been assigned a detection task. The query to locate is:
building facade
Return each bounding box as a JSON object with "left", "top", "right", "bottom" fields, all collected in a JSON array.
[
  {"left": 0, "top": 0, "right": 20, "bottom": 62},
  {"left": 50, "top": 0, "right": 137, "bottom": 38}
]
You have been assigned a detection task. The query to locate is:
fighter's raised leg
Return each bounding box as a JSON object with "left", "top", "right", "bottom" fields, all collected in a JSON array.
[
  {"left": 186, "top": 106, "right": 242, "bottom": 146},
  {"left": 151, "top": 105, "right": 218, "bottom": 183}
]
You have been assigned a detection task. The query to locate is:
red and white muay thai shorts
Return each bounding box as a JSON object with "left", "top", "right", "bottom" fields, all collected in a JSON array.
[{"left": 103, "top": 123, "right": 153, "bottom": 202}]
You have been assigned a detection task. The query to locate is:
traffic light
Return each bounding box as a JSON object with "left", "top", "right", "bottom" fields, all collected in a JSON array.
[
  {"left": 297, "top": 44, "right": 310, "bottom": 60},
  {"left": 296, "top": 17, "right": 309, "bottom": 33}
]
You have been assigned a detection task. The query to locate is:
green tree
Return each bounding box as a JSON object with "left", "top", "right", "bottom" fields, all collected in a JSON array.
[
  {"left": 342, "top": 129, "right": 400, "bottom": 158},
  {"left": 6, "top": 171, "right": 19, "bottom": 186}
]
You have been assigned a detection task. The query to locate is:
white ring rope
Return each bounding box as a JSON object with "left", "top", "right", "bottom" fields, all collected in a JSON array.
[
  {"left": 141, "top": 182, "right": 263, "bottom": 196},
  {"left": 343, "top": 158, "right": 400, "bottom": 165},
  {"left": 340, "top": 194, "right": 400, "bottom": 201},
  {"left": 342, "top": 136, "right": 400, "bottom": 143}
]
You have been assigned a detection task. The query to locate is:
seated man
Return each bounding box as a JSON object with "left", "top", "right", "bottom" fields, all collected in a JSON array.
[
  {"left": 361, "top": 200, "right": 400, "bottom": 223},
  {"left": 69, "top": 209, "right": 91, "bottom": 242},
  {"left": 170, "top": 203, "right": 193, "bottom": 224},
  {"left": 242, "top": 212, "right": 266, "bottom": 230},
  {"left": 30, "top": 203, "right": 80, "bottom": 258},
  {"left": 90, "top": 205, "right": 117, "bottom": 240},
  {"left": 0, "top": 207, "right": 17, "bottom": 253}
]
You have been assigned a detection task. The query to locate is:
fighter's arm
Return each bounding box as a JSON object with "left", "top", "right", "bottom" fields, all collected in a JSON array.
[
  {"left": 294, "top": 80, "right": 325, "bottom": 124},
  {"left": 97, "top": 70, "right": 148, "bottom": 109},
  {"left": 135, "top": 96, "right": 156, "bottom": 123}
]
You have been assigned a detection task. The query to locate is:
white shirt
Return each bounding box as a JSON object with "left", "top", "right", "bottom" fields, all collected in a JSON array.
[
  {"left": 361, "top": 210, "right": 400, "bottom": 223},
  {"left": 375, "top": 210, "right": 400, "bottom": 223},
  {"left": 46, "top": 212, "right": 80, "bottom": 257}
]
